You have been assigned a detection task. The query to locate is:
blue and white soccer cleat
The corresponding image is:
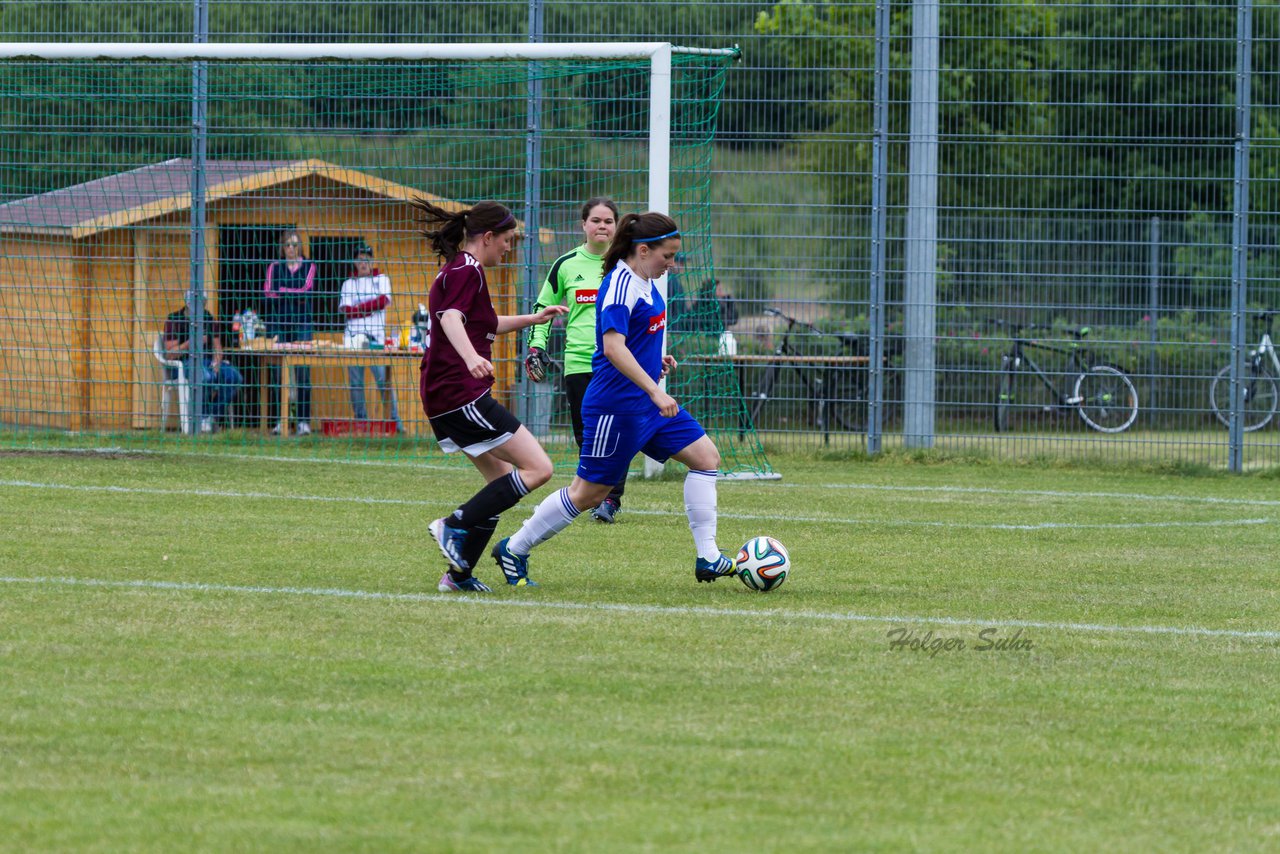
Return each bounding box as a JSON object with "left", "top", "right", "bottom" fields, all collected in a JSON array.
[
  {"left": 694, "top": 553, "right": 736, "bottom": 583},
  {"left": 437, "top": 571, "right": 492, "bottom": 593},
  {"left": 430, "top": 517, "right": 471, "bottom": 571},
  {"left": 491, "top": 537, "right": 539, "bottom": 587}
]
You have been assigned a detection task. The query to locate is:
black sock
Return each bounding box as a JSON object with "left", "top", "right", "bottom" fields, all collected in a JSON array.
[
  {"left": 462, "top": 515, "right": 500, "bottom": 569},
  {"left": 456, "top": 471, "right": 528, "bottom": 528}
]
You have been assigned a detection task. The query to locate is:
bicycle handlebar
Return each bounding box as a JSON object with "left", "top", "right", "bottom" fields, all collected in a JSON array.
[
  {"left": 764, "top": 306, "right": 869, "bottom": 354},
  {"left": 989, "top": 319, "right": 1090, "bottom": 340},
  {"left": 763, "top": 306, "right": 813, "bottom": 330}
]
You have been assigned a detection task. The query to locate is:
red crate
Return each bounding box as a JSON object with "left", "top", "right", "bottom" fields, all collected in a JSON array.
[{"left": 320, "top": 419, "right": 399, "bottom": 437}]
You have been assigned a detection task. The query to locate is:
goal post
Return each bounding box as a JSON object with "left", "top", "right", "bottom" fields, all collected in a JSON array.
[{"left": 0, "top": 41, "right": 774, "bottom": 478}]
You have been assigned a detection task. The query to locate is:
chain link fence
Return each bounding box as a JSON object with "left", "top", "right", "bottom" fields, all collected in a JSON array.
[{"left": 2, "top": 1, "right": 1277, "bottom": 469}]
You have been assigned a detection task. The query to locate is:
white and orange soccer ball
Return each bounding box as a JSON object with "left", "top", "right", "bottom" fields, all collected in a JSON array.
[{"left": 736, "top": 536, "right": 790, "bottom": 592}]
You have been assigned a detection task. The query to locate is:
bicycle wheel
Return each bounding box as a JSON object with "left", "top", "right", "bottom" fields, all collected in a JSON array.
[
  {"left": 1073, "top": 365, "right": 1139, "bottom": 433},
  {"left": 819, "top": 367, "right": 863, "bottom": 436},
  {"left": 1209, "top": 363, "right": 1278, "bottom": 431},
  {"left": 747, "top": 364, "right": 780, "bottom": 429},
  {"left": 994, "top": 368, "right": 1015, "bottom": 432}
]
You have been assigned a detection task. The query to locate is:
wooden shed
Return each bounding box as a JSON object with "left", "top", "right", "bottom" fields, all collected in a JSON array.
[{"left": 0, "top": 158, "right": 523, "bottom": 435}]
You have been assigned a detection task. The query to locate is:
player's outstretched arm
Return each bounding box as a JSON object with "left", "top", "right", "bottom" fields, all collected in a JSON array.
[{"left": 496, "top": 304, "right": 567, "bottom": 335}]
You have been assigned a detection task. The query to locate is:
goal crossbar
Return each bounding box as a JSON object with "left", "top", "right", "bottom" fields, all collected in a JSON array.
[{"left": 0, "top": 42, "right": 738, "bottom": 61}]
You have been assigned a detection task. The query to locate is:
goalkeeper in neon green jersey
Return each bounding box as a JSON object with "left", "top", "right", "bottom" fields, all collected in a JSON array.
[{"left": 525, "top": 197, "right": 627, "bottom": 523}]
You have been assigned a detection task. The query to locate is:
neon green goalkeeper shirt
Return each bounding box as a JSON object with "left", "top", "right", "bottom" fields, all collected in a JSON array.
[{"left": 528, "top": 245, "right": 606, "bottom": 376}]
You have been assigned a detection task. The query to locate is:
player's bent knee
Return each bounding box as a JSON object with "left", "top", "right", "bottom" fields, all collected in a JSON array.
[
  {"left": 567, "top": 480, "right": 611, "bottom": 511},
  {"left": 522, "top": 458, "right": 555, "bottom": 489},
  {"left": 677, "top": 441, "right": 720, "bottom": 472}
]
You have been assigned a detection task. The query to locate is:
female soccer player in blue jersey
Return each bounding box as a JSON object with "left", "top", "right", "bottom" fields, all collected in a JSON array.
[{"left": 492, "top": 212, "right": 737, "bottom": 586}]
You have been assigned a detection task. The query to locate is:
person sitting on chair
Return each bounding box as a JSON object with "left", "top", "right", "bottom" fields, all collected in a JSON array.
[{"left": 163, "top": 302, "right": 243, "bottom": 434}]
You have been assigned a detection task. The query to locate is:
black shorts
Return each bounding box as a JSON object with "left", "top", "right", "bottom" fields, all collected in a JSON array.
[{"left": 429, "top": 392, "right": 523, "bottom": 456}]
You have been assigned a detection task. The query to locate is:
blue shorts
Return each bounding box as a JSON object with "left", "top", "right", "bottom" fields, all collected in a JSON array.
[{"left": 577, "top": 408, "right": 707, "bottom": 486}]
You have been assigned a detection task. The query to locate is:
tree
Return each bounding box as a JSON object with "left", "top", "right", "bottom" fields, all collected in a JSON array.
[{"left": 756, "top": 0, "right": 1059, "bottom": 213}]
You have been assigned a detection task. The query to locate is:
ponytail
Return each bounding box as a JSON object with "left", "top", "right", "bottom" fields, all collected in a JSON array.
[
  {"left": 412, "top": 198, "right": 516, "bottom": 262},
  {"left": 601, "top": 211, "right": 680, "bottom": 277}
]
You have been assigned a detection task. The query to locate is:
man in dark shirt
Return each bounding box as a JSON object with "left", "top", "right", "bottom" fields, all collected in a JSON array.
[{"left": 163, "top": 304, "right": 243, "bottom": 433}]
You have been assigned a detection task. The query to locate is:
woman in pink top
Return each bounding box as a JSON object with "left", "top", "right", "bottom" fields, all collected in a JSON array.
[{"left": 263, "top": 228, "right": 316, "bottom": 435}]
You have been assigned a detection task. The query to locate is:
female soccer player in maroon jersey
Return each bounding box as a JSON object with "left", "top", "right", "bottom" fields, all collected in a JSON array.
[{"left": 413, "top": 199, "right": 568, "bottom": 592}]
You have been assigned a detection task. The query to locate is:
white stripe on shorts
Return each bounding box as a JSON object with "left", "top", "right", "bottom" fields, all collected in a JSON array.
[
  {"left": 593, "top": 414, "right": 613, "bottom": 458},
  {"left": 465, "top": 402, "right": 494, "bottom": 431}
]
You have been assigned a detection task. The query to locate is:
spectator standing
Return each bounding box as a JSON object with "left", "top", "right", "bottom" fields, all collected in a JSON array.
[
  {"left": 263, "top": 228, "right": 316, "bottom": 435},
  {"left": 340, "top": 243, "right": 403, "bottom": 432}
]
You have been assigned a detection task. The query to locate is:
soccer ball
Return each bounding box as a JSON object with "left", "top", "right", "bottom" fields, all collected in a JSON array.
[{"left": 736, "top": 536, "right": 790, "bottom": 592}]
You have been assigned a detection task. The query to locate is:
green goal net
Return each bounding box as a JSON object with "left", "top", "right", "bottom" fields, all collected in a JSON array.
[{"left": 0, "top": 43, "right": 773, "bottom": 478}]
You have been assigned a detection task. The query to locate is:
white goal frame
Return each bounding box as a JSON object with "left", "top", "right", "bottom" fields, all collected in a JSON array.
[{"left": 0, "top": 41, "right": 734, "bottom": 229}]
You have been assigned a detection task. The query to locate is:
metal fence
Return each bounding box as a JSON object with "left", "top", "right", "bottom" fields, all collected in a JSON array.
[{"left": 2, "top": 0, "right": 1278, "bottom": 470}]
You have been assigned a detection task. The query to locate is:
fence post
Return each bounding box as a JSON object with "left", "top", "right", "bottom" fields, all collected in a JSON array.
[
  {"left": 187, "top": 0, "right": 210, "bottom": 431},
  {"left": 519, "top": 0, "right": 546, "bottom": 432},
  {"left": 1147, "top": 216, "right": 1160, "bottom": 424},
  {"left": 903, "top": 0, "right": 939, "bottom": 449},
  {"left": 867, "top": 0, "right": 891, "bottom": 455},
  {"left": 1228, "top": 0, "right": 1254, "bottom": 472}
]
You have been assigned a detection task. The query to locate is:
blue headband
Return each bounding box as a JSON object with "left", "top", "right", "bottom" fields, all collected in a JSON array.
[{"left": 633, "top": 229, "right": 680, "bottom": 244}]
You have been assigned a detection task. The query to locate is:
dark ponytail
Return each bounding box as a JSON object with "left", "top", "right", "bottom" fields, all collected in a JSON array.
[
  {"left": 601, "top": 211, "right": 680, "bottom": 277},
  {"left": 411, "top": 198, "right": 516, "bottom": 261}
]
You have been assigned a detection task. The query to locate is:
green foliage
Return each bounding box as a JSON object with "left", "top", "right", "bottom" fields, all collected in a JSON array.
[
  {"left": 756, "top": 0, "right": 1059, "bottom": 212},
  {"left": 1171, "top": 213, "right": 1280, "bottom": 309}
]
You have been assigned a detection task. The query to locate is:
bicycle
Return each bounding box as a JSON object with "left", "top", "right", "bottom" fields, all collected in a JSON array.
[
  {"left": 993, "top": 322, "right": 1139, "bottom": 433},
  {"left": 1208, "top": 310, "right": 1279, "bottom": 432},
  {"left": 747, "top": 307, "right": 867, "bottom": 442}
]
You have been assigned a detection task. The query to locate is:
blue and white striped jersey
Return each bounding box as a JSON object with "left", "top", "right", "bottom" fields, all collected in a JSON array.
[{"left": 582, "top": 260, "right": 668, "bottom": 415}]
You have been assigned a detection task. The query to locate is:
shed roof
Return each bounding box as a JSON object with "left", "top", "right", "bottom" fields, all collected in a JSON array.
[{"left": 0, "top": 158, "right": 450, "bottom": 240}]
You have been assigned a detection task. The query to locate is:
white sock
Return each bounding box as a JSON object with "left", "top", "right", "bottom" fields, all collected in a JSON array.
[
  {"left": 508, "top": 488, "right": 581, "bottom": 555},
  {"left": 684, "top": 468, "right": 721, "bottom": 562}
]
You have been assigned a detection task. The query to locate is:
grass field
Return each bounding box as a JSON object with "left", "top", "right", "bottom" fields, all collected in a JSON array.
[{"left": 2, "top": 448, "right": 1279, "bottom": 851}]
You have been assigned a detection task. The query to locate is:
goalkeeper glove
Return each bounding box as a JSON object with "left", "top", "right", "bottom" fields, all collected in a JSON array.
[{"left": 525, "top": 346, "right": 552, "bottom": 383}]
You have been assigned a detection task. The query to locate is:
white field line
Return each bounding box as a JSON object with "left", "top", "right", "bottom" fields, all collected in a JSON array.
[
  {"left": 0, "top": 479, "right": 1271, "bottom": 530},
  {"left": 777, "top": 480, "right": 1280, "bottom": 508},
  {"left": 9, "top": 447, "right": 1280, "bottom": 507},
  {"left": 3, "top": 574, "right": 1278, "bottom": 642}
]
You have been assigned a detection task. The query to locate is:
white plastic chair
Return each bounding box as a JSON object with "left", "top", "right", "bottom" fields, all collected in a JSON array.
[{"left": 153, "top": 333, "right": 193, "bottom": 434}]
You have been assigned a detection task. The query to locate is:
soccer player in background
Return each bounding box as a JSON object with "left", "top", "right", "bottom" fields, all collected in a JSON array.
[
  {"left": 523, "top": 197, "right": 629, "bottom": 523},
  {"left": 414, "top": 199, "right": 568, "bottom": 592},
  {"left": 492, "top": 212, "right": 738, "bottom": 586}
]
